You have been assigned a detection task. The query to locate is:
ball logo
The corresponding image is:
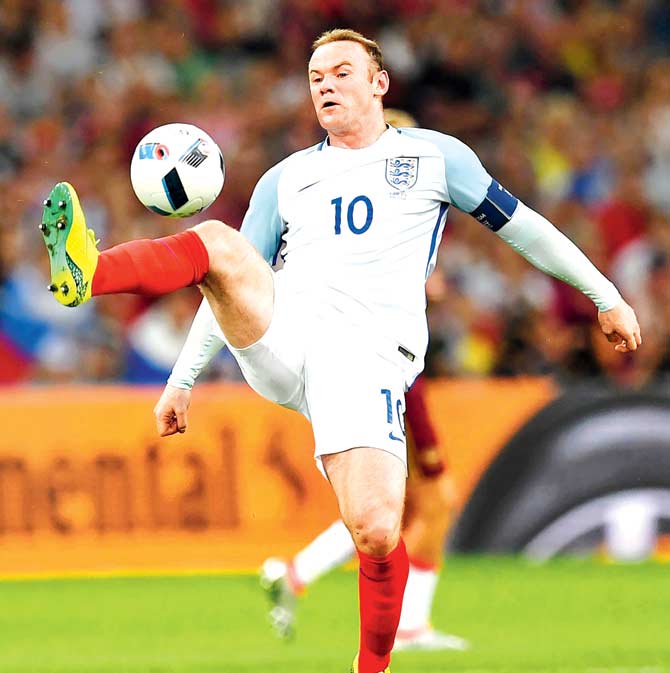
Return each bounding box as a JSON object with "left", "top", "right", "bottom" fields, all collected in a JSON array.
[
  {"left": 179, "top": 139, "right": 210, "bottom": 168},
  {"left": 138, "top": 143, "right": 170, "bottom": 160}
]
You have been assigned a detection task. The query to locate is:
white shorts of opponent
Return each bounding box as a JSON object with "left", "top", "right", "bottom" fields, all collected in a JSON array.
[{"left": 226, "top": 272, "right": 419, "bottom": 477}]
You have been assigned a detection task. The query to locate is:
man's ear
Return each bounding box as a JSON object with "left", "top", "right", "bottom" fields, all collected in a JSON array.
[{"left": 374, "top": 70, "right": 390, "bottom": 97}]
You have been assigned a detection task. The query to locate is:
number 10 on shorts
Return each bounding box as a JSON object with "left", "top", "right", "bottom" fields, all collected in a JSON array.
[{"left": 381, "top": 388, "right": 405, "bottom": 443}]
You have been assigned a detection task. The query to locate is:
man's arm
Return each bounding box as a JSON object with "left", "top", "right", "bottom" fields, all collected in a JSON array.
[
  {"left": 405, "top": 128, "right": 642, "bottom": 353},
  {"left": 495, "top": 201, "right": 641, "bottom": 352},
  {"left": 155, "top": 298, "right": 225, "bottom": 436}
]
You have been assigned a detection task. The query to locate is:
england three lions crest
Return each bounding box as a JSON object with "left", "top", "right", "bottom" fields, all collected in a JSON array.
[{"left": 386, "top": 157, "right": 419, "bottom": 190}]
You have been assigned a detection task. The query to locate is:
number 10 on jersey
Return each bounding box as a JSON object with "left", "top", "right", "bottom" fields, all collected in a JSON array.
[{"left": 331, "top": 195, "right": 373, "bottom": 235}]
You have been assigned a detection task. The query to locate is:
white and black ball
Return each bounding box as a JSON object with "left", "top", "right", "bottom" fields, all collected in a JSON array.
[{"left": 130, "top": 123, "right": 225, "bottom": 218}]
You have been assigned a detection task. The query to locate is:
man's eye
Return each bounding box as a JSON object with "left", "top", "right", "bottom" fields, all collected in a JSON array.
[
  {"left": 337, "top": 72, "right": 349, "bottom": 78},
  {"left": 312, "top": 77, "right": 322, "bottom": 84}
]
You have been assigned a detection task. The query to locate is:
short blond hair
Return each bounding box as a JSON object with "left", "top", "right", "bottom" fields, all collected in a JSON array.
[{"left": 312, "top": 29, "right": 384, "bottom": 72}]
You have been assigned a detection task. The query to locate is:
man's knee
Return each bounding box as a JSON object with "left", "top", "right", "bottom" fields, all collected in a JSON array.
[
  {"left": 191, "top": 219, "right": 252, "bottom": 282},
  {"left": 324, "top": 448, "right": 406, "bottom": 556},
  {"left": 192, "top": 219, "right": 232, "bottom": 261},
  {"left": 191, "top": 218, "right": 228, "bottom": 243},
  {"left": 348, "top": 507, "right": 402, "bottom": 556}
]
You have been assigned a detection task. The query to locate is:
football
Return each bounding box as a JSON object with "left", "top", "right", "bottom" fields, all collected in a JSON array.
[{"left": 130, "top": 123, "right": 225, "bottom": 217}]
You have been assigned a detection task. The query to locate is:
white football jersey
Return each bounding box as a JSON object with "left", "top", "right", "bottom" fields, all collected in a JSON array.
[
  {"left": 241, "top": 126, "right": 518, "bottom": 370},
  {"left": 169, "top": 125, "right": 619, "bottom": 392}
]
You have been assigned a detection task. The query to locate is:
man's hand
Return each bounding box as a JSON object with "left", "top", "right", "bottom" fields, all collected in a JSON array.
[
  {"left": 598, "top": 299, "right": 642, "bottom": 353},
  {"left": 153, "top": 385, "right": 192, "bottom": 436}
]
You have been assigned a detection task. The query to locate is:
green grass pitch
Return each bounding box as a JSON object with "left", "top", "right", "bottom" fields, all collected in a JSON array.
[{"left": 1, "top": 557, "right": 669, "bottom": 673}]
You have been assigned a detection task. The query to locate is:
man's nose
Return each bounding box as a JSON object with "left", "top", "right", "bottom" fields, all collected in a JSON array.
[{"left": 320, "top": 75, "right": 335, "bottom": 93}]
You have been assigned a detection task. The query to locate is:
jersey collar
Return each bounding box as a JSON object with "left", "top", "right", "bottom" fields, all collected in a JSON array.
[{"left": 321, "top": 125, "right": 395, "bottom": 152}]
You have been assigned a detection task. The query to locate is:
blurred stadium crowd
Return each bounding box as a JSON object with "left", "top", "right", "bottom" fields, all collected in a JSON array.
[{"left": 0, "top": 0, "right": 668, "bottom": 388}]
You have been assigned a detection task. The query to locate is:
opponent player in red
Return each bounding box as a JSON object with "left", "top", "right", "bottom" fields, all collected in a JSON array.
[{"left": 261, "top": 374, "right": 469, "bottom": 652}]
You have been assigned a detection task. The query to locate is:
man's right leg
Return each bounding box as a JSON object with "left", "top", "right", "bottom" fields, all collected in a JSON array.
[{"left": 41, "top": 182, "right": 273, "bottom": 348}]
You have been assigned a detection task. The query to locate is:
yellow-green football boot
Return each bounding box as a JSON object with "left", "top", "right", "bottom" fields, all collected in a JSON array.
[
  {"left": 40, "top": 181, "right": 99, "bottom": 307},
  {"left": 351, "top": 654, "right": 390, "bottom": 673}
]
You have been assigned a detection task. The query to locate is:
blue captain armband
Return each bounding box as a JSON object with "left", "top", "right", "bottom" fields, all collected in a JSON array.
[{"left": 471, "top": 180, "right": 519, "bottom": 232}]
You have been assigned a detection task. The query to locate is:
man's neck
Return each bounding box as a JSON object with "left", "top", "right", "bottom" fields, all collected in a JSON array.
[{"left": 327, "top": 118, "right": 388, "bottom": 149}]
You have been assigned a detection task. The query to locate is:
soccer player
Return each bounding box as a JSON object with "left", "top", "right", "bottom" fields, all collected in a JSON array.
[
  {"left": 40, "top": 29, "right": 641, "bottom": 673},
  {"left": 160, "top": 106, "right": 464, "bottom": 651}
]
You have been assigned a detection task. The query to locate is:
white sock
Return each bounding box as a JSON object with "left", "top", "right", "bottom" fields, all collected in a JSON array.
[
  {"left": 291, "top": 519, "right": 355, "bottom": 587},
  {"left": 397, "top": 563, "right": 439, "bottom": 633}
]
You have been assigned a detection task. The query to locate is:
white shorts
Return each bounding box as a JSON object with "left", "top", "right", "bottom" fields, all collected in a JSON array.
[{"left": 229, "top": 273, "right": 418, "bottom": 477}]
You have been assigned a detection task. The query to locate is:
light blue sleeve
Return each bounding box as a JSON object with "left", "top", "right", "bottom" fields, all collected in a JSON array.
[
  {"left": 400, "top": 128, "right": 492, "bottom": 213},
  {"left": 240, "top": 160, "right": 286, "bottom": 264}
]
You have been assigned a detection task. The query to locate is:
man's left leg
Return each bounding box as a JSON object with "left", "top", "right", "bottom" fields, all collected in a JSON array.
[
  {"left": 322, "top": 447, "right": 408, "bottom": 673},
  {"left": 397, "top": 471, "right": 469, "bottom": 651}
]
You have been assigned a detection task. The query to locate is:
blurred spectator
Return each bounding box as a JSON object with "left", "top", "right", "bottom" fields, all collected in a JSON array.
[{"left": 0, "top": 0, "right": 667, "bottom": 389}]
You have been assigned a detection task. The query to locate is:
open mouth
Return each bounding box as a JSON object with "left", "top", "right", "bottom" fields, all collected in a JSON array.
[{"left": 322, "top": 101, "right": 338, "bottom": 109}]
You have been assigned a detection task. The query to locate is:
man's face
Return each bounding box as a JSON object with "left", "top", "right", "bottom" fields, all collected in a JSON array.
[{"left": 308, "top": 41, "right": 387, "bottom": 134}]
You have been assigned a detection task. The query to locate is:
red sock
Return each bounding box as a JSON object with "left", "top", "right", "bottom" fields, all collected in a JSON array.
[
  {"left": 357, "top": 538, "right": 409, "bottom": 673},
  {"left": 91, "top": 230, "right": 209, "bottom": 297}
]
